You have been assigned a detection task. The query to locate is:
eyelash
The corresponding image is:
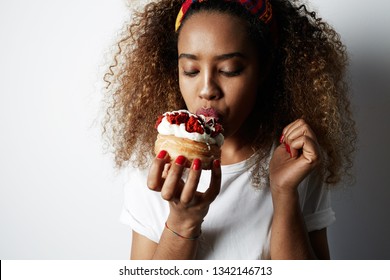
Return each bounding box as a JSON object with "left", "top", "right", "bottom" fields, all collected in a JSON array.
[
  {"left": 182, "top": 69, "right": 243, "bottom": 77},
  {"left": 183, "top": 70, "right": 199, "bottom": 77},
  {"left": 220, "top": 69, "right": 243, "bottom": 77}
]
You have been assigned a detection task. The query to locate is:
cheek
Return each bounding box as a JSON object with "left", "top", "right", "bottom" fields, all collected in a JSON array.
[
  {"left": 224, "top": 81, "right": 259, "bottom": 130},
  {"left": 224, "top": 84, "right": 257, "bottom": 119},
  {"left": 179, "top": 80, "right": 195, "bottom": 109},
  {"left": 227, "top": 81, "right": 258, "bottom": 110},
  {"left": 243, "top": 74, "right": 261, "bottom": 107}
]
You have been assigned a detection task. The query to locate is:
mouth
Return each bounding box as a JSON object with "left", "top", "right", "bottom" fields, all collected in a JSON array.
[{"left": 195, "top": 107, "right": 221, "bottom": 122}]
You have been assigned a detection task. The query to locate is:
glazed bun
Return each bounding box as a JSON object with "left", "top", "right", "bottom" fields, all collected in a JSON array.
[{"left": 154, "top": 110, "right": 224, "bottom": 170}]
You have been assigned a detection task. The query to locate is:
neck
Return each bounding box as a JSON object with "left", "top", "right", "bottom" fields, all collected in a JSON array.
[{"left": 220, "top": 136, "right": 254, "bottom": 165}]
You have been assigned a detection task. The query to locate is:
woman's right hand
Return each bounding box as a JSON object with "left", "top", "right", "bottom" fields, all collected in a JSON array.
[{"left": 147, "top": 150, "right": 221, "bottom": 239}]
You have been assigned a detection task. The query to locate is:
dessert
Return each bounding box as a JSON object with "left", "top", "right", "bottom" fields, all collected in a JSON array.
[{"left": 154, "top": 109, "right": 224, "bottom": 169}]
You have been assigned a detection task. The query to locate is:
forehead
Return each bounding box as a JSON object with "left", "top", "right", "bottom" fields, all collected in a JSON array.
[{"left": 178, "top": 12, "right": 255, "bottom": 55}]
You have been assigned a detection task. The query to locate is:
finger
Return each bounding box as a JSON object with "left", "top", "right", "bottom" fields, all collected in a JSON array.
[
  {"left": 285, "top": 121, "right": 317, "bottom": 143},
  {"left": 180, "top": 159, "right": 202, "bottom": 206},
  {"left": 160, "top": 155, "right": 187, "bottom": 201},
  {"left": 281, "top": 119, "right": 303, "bottom": 141},
  {"left": 287, "top": 126, "right": 317, "bottom": 158},
  {"left": 282, "top": 119, "right": 313, "bottom": 141},
  {"left": 162, "top": 162, "right": 171, "bottom": 179},
  {"left": 280, "top": 119, "right": 299, "bottom": 145},
  {"left": 281, "top": 119, "right": 318, "bottom": 158},
  {"left": 147, "top": 150, "right": 169, "bottom": 191},
  {"left": 203, "top": 159, "right": 221, "bottom": 203},
  {"left": 290, "top": 135, "right": 321, "bottom": 165}
]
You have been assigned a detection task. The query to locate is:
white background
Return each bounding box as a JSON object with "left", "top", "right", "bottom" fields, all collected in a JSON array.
[{"left": 0, "top": 0, "right": 389, "bottom": 259}]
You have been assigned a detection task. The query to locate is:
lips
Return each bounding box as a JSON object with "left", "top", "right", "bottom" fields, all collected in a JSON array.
[{"left": 196, "top": 107, "right": 220, "bottom": 122}]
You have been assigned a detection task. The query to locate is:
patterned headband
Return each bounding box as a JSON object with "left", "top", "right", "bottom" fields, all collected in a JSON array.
[{"left": 175, "top": 0, "right": 273, "bottom": 31}]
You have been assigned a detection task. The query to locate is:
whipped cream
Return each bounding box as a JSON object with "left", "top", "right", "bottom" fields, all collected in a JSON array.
[{"left": 156, "top": 110, "right": 224, "bottom": 147}]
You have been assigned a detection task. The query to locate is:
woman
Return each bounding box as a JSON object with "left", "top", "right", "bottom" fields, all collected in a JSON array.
[{"left": 103, "top": 0, "right": 356, "bottom": 259}]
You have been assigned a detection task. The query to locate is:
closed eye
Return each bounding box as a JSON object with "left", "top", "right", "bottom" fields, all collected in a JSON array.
[
  {"left": 183, "top": 70, "right": 199, "bottom": 77},
  {"left": 220, "top": 69, "right": 243, "bottom": 77}
]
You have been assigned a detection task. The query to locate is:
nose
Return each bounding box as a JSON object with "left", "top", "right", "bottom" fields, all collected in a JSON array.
[{"left": 199, "top": 72, "right": 221, "bottom": 100}]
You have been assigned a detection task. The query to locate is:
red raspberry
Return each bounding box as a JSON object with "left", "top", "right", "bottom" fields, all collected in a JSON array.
[
  {"left": 186, "top": 116, "right": 204, "bottom": 134},
  {"left": 167, "top": 112, "right": 189, "bottom": 125},
  {"left": 155, "top": 115, "right": 164, "bottom": 129},
  {"left": 175, "top": 112, "right": 190, "bottom": 124},
  {"left": 166, "top": 113, "right": 177, "bottom": 124},
  {"left": 211, "top": 123, "right": 223, "bottom": 137}
]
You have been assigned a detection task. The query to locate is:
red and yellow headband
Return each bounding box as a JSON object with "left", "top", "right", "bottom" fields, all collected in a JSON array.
[{"left": 175, "top": 0, "right": 273, "bottom": 31}]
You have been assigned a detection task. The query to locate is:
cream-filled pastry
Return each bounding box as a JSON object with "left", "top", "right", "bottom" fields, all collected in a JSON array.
[{"left": 154, "top": 109, "right": 224, "bottom": 169}]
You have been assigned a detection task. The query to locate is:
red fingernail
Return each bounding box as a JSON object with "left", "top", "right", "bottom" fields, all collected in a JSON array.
[
  {"left": 175, "top": 155, "right": 186, "bottom": 165},
  {"left": 157, "top": 150, "right": 167, "bottom": 159},
  {"left": 279, "top": 134, "right": 285, "bottom": 144},
  {"left": 285, "top": 143, "right": 291, "bottom": 154},
  {"left": 213, "top": 159, "right": 221, "bottom": 168},
  {"left": 193, "top": 159, "right": 201, "bottom": 171},
  {"left": 285, "top": 144, "right": 293, "bottom": 158}
]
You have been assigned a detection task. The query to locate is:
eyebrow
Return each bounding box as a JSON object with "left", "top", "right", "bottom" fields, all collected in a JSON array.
[{"left": 178, "top": 52, "right": 246, "bottom": 61}]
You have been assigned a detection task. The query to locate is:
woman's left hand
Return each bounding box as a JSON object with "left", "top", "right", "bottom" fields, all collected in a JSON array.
[{"left": 269, "top": 119, "right": 321, "bottom": 196}]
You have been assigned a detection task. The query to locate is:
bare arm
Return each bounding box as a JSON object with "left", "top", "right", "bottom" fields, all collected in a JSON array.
[
  {"left": 270, "top": 191, "right": 330, "bottom": 259},
  {"left": 130, "top": 231, "right": 158, "bottom": 259},
  {"left": 131, "top": 229, "right": 199, "bottom": 260},
  {"left": 131, "top": 219, "right": 330, "bottom": 260},
  {"left": 269, "top": 119, "right": 330, "bottom": 259},
  {"left": 130, "top": 153, "right": 221, "bottom": 260}
]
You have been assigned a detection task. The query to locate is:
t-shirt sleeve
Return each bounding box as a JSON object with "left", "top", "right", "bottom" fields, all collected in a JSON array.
[
  {"left": 119, "top": 168, "right": 168, "bottom": 243},
  {"left": 298, "top": 171, "right": 336, "bottom": 232}
]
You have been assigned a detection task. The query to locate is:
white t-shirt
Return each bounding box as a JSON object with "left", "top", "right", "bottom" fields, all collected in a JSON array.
[{"left": 120, "top": 155, "right": 335, "bottom": 259}]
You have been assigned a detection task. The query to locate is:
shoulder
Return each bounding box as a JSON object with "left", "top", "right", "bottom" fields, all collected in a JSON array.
[
  {"left": 298, "top": 170, "right": 336, "bottom": 232},
  {"left": 298, "top": 169, "right": 327, "bottom": 200},
  {"left": 126, "top": 166, "right": 149, "bottom": 183}
]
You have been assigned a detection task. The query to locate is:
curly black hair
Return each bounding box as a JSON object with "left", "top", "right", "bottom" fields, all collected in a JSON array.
[{"left": 103, "top": 0, "right": 356, "bottom": 185}]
